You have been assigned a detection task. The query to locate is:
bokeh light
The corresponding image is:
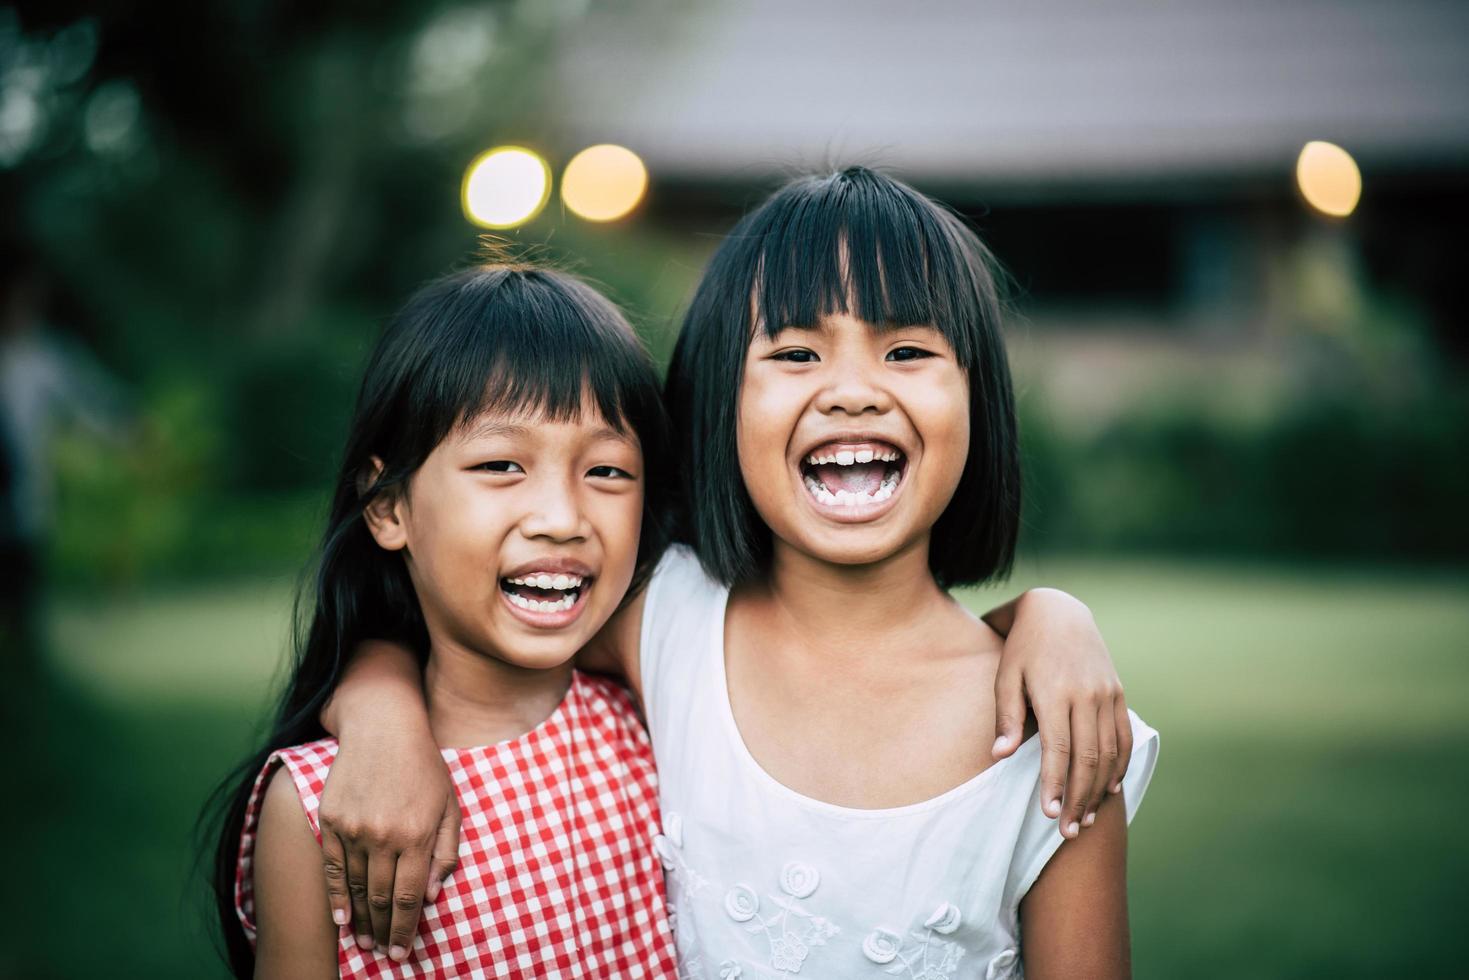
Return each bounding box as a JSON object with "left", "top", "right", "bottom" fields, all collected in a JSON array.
[
  {"left": 561, "top": 144, "right": 648, "bottom": 222},
  {"left": 461, "top": 146, "right": 551, "bottom": 228},
  {"left": 1296, "top": 141, "right": 1361, "bottom": 218}
]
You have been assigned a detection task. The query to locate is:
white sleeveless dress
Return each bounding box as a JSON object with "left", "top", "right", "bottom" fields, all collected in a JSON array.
[{"left": 639, "top": 546, "right": 1160, "bottom": 980}]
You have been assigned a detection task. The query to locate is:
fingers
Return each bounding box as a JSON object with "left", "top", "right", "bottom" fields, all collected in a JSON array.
[
  {"left": 1037, "top": 707, "right": 1070, "bottom": 828},
  {"left": 1110, "top": 691, "right": 1134, "bottom": 795},
  {"left": 991, "top": 664, "right": 1027, "bottom": 759},
  {"left": 345, "top": 843, "right": 374, "bottom": 950},
  {"left": 1059, "top": 702, "right": 1101, "bottom": 840},
  {"left": 425, "top": 799, "right": 461, "bottom": 904},
  {"left": 367, "top": 847, "right": 397, "bottom": 949},
  {"left": 386, "top": 846, "right": 430, "bottom": 962},
  {"left": 321, "top": 831, "right": 352, "bottom": 929},
  {"left": 1085, "top": 699, "right": 1119, "bottom": 829}
]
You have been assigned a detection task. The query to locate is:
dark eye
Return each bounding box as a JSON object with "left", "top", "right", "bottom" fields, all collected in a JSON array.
[
  {"left": 589, "top": 465, "right": 635, "bottom": 480},
  {"left": 773, "top": 349, "right": 819, "bottom": 363},
  {"left": 886, "top": 346, "right": 933, "bottom": 362},
  {"left": 473, "top": 460, "right": 524, "bottom": 473}
]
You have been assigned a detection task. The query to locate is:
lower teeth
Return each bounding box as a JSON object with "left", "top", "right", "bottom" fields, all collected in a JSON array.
[
  {"left": 507, "top": 591, "right": 578, "bottom": 612},
  {"left": 804, "top": 470, "right": 899, "bottom": 507}
]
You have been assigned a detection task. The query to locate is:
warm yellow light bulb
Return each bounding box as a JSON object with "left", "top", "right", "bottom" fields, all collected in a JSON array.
[
  {"left": 561, "top": 144, "right": 648, "bottom": 222},
  {"left": 462, "top": 146, "right": 551, "bottom": 229},
  {"left": 1296, "top": 141, "right": 1361, "bottom": 218}
]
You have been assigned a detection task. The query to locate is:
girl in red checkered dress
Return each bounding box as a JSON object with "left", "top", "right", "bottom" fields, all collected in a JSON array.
[{"left": 208, "top": 264, "right": 679, "bottom": 978}]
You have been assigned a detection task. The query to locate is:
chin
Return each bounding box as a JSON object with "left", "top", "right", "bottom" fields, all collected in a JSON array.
[
  {"left": 498, "top": 639, "right": 583, "bottom": 672},
  {"left": 794, "top": 526, "right": 910, "bottom": 568}
]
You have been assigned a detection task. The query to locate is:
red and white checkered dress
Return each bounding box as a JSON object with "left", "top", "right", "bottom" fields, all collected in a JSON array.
[{"left": 235, "top": 671, "right": 677, "bottom": 978}]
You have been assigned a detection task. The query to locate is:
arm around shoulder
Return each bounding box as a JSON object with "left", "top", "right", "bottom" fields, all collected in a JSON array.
[
  {"left": 575, "top": 587, "right": 648, "bottom": 701},
  {"left": 251, "top": 768, "right": 340, "bottom": 980}
]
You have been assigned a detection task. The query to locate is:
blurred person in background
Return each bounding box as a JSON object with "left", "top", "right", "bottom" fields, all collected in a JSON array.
[{"left": 0, "top": 241, "right": 130, "bottom": 676}]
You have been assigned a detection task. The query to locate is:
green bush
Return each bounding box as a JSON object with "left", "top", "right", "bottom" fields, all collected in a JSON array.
[{"left": 1019, "top": 387, "right": 1469, "bottom": 561}]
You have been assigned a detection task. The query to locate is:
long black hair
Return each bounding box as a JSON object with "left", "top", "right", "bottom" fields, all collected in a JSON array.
[
  {"left": 205, "top": 263, "right": 670, "bottom": 976},
  {"left": 665, "top": 165, "right": 1021, "bottom": 588}
]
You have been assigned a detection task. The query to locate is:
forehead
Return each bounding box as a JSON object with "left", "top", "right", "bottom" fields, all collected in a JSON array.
[
  {"left": 758, "top": 311, "right": 947, "bottom": 340},
  {"left": 455, "top": 400, "right": 638, "bottom": 449}
]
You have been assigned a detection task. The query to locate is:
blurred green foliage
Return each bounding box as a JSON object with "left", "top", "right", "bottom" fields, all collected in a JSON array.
[{"left": 1021, "top": 385, "right": 1469, "bottom": 561}]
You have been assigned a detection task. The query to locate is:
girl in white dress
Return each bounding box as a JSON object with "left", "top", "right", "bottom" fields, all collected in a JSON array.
[
  {"left": 322, "top": 168, "right": 1156, "bottom": 978},
  {"left": 624, "top": 166, "right": 1158, "bottom": 978}
]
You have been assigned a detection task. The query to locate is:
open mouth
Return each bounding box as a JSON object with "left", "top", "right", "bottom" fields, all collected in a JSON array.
[
  {"left": 799, "top": 441, "right": 907, "bottom": 509},
  {"left": 498, "top": 572, "right": 590, "bottom": 614}
]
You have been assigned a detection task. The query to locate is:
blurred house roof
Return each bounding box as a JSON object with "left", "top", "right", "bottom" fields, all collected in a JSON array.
[{"left": 544, "top": 0, "right": 1469, "bottom": 195}]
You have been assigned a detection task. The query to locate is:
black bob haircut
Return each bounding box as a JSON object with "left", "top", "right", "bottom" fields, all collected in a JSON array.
[
  {"left": 207, "top": 263, "right": 670, "bottom": 977},
  {"left": 665, "top": 166, "right": 1020, "bottom": 589}
]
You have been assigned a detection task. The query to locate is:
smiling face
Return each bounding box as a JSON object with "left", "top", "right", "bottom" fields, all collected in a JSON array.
[
  {"left": 736, "top": 311, "right": 971, "bottom": 569},
  {"left": 364, "top": 397, "right": 644, "bottom": 671}
]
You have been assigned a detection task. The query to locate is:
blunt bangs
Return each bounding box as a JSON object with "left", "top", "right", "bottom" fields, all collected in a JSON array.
[
  {"left": 747, "top": 168, "right": 1003, "bottom": 367},
  {"left": 668, "top": 166, "right": 1021, "bottom": 589},
  {"left": 389, "top": 266, "right": 648, "bottom": 447}
]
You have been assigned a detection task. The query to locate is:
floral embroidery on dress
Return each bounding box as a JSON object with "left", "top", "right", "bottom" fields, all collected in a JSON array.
[
  {"left": 984, "top": 948, "right": 1019, "bottom": 980},
  {"left": 862, "top": 902, "right": 967, "bottom": 978},
  {"left": 655, "top": 811, "right": 710, "bottom": 897},
  {"left": 725, "top": 861, "right": 840, "bottom": 974},
  {"left": 661, "top": 811, "right": 712, "bottom": 980}
]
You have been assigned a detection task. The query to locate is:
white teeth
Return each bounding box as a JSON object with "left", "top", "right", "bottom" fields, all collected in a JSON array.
[
  {"left": 508, "top": 573, "right": 584, "bottom": 588},
  {"left": 507, "top": 592, "right": 577, "bottom": 613},
  {"left": 805, "top": 447, "right": 903, "bottom": 467},
  {"left": 803, "top": 470, "right": 900, "bottom": 508}
]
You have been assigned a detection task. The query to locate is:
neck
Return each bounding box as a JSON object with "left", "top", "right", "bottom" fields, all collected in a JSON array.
[
  {"left": 758, "top": 535, "right": 950, "bottom": 664},
  {"left": 422, "top": 637, "right": 573, "bottom": 748}
]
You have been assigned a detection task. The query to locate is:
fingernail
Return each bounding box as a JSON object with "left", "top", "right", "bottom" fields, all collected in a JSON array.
[
  {"left": 992, "top": 735, "right": 1010, "bottom": 753},
  {"left": 1066, "top": 821, "right": 1079, "bottom": 837},
  {"left": 333, "top": 909, "right": 348, "bottom": 926},
  {"left": 1111, "top": 782, "right": 1123, "bottom": 794},
  {"left": 1084, "top": 812, "right": 1096, "bottom": 827},
  {"left": 390, "top": 945, "right": 407, "bottom": 961},
  {"left": 356, "top": 934, "right": 373, "bottom": 950},
  {"left": 426, "top": 883, "right": 439, "bottom": 902},
  {"left": 1046, "top": 799, "right": 1061, "bottom": 817}
]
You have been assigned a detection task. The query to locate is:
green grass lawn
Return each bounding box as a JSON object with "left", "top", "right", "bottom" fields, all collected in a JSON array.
[{"left": 15, "top": 557, "right": 1469, "bottom": 978}]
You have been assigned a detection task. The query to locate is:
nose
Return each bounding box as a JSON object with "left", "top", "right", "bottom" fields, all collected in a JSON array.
[
  {"left": 813, "top": 362, "right": 893, "bottom": 417},
  {"left": 518, "top": 475, "right": 589, "bottom": 542}
]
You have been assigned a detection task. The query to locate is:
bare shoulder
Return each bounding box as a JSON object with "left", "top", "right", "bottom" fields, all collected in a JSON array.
[
  {"left": 935, "top": 594, "right": 1006, "bottom": 666},
  {"left": 252, "top": 766, "right": 339, "bottom": 979}
]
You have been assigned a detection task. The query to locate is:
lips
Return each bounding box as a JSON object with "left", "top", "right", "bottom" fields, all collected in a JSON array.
[
  {"left": 498, "top": 559, "right": 595, "bottom": 629},
  {"left": 795, "top": 437, "right": 909, "bottom": 519}
]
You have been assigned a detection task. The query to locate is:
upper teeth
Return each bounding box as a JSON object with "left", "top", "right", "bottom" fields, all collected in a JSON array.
[
  {"left": 507, "top": 573, "right": 584, "bottom": 590},
  {"left": 805, "top": 447, "right": 900, "bottom": 466}
]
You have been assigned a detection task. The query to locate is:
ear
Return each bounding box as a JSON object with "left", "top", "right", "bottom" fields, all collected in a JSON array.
[{"left": 360, "top": 455, "right": 409, "bottom": 551}]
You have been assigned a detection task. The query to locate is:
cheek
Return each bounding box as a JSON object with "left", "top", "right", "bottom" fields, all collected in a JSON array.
[
  {"left": 591, "top": 490, "right": 644, "bottom": 569},
  {"left": 736, "top": 368, "right": 800, "bottom": 480},
  {"left": 917, "top": 376, "right": 972, "bottom": 485},
  {"left": 407, "top": 483, "right": 505, "bottom": 568}
]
